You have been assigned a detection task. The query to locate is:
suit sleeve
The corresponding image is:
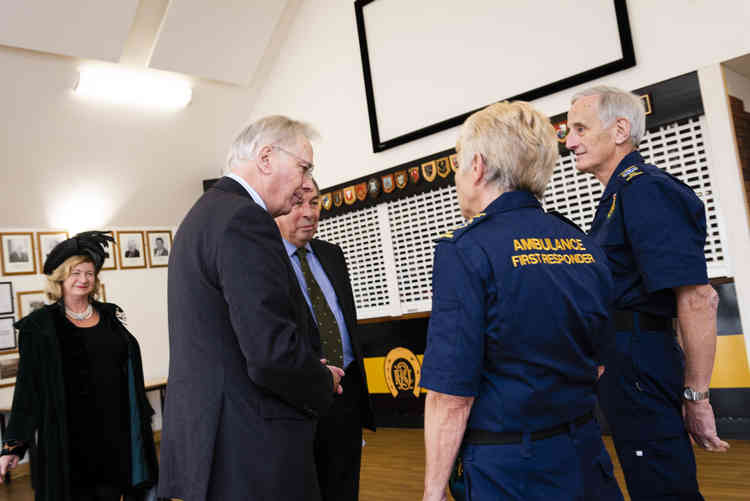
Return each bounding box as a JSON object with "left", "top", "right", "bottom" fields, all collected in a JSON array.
[{"left": 218, "top": 205, "right": 333, "bottom": 416}]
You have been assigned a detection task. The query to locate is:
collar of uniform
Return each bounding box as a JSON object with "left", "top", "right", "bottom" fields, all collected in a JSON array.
[
  {"left": 602, "top": 150, "right": 645, "bottom": 200},
  {"left": 282, "top": 238, "right": 312, "bottom": 259},
  {"left": 484, "top": 190, "right": 541, "bottom": 215}
]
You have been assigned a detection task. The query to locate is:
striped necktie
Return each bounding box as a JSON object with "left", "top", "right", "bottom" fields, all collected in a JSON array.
[{"left": 296, "top": 247, "right": 344, "bottom": 368}]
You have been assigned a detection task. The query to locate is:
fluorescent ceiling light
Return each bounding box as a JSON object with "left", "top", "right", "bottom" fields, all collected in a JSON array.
[{"left": 74, "top": 68, "right": 192, "bottom": 109}]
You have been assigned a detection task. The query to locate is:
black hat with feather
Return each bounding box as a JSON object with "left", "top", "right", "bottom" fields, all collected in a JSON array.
[{"left": 42, "top": 231, "right": 115, "bottom": 275}]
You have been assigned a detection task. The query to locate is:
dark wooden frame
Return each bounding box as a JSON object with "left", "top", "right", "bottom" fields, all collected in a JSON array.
[{"left": 354, "top": 0, "right": 636, "bottom": 152}]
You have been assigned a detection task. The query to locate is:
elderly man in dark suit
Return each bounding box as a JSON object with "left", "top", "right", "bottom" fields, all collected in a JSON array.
[
  {"left": 158, "top": 116, "right": 344, "bottom": 501},
  {"left": 276, "top": 176, "right": 375, "bottom": 500}
]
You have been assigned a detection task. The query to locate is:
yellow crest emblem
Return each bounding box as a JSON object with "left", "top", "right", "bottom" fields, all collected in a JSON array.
[{"left": 384, "top": 347, "right": 421, "bottom": 398}]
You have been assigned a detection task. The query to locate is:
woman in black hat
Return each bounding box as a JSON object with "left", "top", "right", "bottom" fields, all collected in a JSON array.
[{"left": 0, "top": 232, "right": 158, "bottom": 501}]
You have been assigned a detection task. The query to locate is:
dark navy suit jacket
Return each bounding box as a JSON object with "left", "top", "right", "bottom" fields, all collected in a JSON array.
[{"left": 158, "top": 176, "right": 333, "bottom": 501}]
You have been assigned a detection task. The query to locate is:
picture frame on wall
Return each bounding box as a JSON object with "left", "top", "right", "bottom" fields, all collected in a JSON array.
[
  {"left": 17, "top": 290, "right": 46, "bottom": 319},
  {"left": 100, "top": 230, "right": 118, "bottom": 270},
  {"left": 0, "top": 232, "right": 37, "bottom": 276},
  {"left": 146, "top": 230, "right": 172, "bottom": 268},
  {"left": 97, "top": 282, "right": 107, "bottom": 302},
  {"left": 117, "top": 231, "right": 146, "bottom": 269},
  {"left": 0, "top": 317, "right": 17, "bottom": 352},
  {"left": 0, "top": 282, "right": 13, "bottom": 316},
  {"left": 37, "top": 231, "right": 69, "bottom": 269},
  {"left": 0, "top": 355, "right": 19, "bottom": 380}
]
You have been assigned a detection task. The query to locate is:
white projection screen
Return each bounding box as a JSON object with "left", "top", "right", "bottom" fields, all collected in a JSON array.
[{"left": 354, "top": 0, "right": 635, "bottom": 152}]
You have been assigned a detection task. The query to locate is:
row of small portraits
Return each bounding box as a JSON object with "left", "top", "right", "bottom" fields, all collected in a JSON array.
[
  {"left": 320, "top": 153, "right": 458, "bottom": 210},
  {"left": 0, "top": 230, "right": 173, "bottom": 276},
  {"left": 0, "top": 281, "right": 107, "bottom": 353}
]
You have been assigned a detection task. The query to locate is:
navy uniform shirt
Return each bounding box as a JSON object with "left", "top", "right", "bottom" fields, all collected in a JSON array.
[
  {"left": 588, "top": 151, "right": 709, "bottom": 317},
  {"left": 420, "top": 191, "right": 613, "bottom": 433}
]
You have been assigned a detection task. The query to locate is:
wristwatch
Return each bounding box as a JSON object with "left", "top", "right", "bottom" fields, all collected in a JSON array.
[{"left": 683, "top": 387, "right": 710, "bottom": 401}]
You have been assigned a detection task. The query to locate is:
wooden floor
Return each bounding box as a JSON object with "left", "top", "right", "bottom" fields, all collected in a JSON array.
[
  {"left": 359, "top": 428, "right": 750, "bottom": 501},
  {"left": 1, "top": 429, "right": 747, "bottom": 500}
]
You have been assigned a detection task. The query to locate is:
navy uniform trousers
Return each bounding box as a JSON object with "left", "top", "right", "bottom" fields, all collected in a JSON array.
[
  {"left": 598, "top": 315, "right": 702, "bottom": 501},
  {"left": 461, "top": 418, "right": 622, "bottom": 500}
]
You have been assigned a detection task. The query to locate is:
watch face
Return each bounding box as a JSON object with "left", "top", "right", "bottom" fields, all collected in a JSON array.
[{"left": 683, "top": 388, "right": 693, "bottom": 400}]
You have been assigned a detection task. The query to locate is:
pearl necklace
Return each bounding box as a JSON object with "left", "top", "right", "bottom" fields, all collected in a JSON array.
[{"left": 66, "top": 304, "right": 93, "bottom": 321}]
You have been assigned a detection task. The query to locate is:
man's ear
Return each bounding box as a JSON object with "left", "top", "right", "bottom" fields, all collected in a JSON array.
[
  {"left": 614, "top": 118, "right": 632, "bottom": 146},
  {"left": 471, "top": 152, "right": 486, "bottom": 185},
  {"left": 257, "top": 145, "right": 274, "bottom": 174}
]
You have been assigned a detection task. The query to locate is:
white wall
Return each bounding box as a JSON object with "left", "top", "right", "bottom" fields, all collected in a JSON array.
[
  {"left": 724, "top": 67, "right": 750, "bottom": 112},
  {"left": 0, "top": 49, "right": 256, "bottom": 229}
]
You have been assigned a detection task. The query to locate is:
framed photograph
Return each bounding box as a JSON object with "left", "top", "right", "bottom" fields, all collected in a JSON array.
[
  {"left": 0, "top": 317, "right": 17, "bottom": 352},
  {"left": 0, "top": 355, "right": 19, "bottom": 379},
  {"left": 100, "top": 230, "right": 117, "bottom": 270},
  {"left": 17, "top": 290, "right": 46, "bottom": 319},
  {"left": 146, "top": 230, "right": 172, "bottom": 268},
  {"left": 0, "top": 232, "right": 37, "bottom": 276},
  {"left": 37, "top": 231, "right": 69, "bottom": 270},
  {"left": 0, "top": 282, "right": 13, "bottom": 315},
  {"left": 117, "top": 231, "right": 146, "bottom": 269},
  {"left": 97, "top": 282, "right": 107, "bottom": 302}
]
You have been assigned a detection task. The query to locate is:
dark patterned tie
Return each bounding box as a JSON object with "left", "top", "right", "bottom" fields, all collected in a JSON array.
[{"left": 296, "top": 247, "right": 344, "bottom": 368}]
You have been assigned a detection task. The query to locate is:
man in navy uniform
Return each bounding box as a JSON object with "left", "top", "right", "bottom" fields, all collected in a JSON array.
[
  {"left": 565, "top": 86, "right": 729, "bottom": 500},
  {"left": 275, "top": 176, "right": 375, "bottom": 500},
  {"left": 421, "top": 101, "right": 623, "bottom": 501}
]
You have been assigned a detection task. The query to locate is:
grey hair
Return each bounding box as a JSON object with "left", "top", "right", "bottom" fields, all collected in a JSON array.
[
  {"left": 571, "top": 86, "right": 646, "bottom": 147},
  {"left": 457, "top": 101, "right": 558, "bottom": 199},
  {"left": 225, "top": 115, "right": 319, "bottom": 173}
]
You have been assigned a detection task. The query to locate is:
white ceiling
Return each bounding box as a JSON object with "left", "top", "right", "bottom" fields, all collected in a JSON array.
[
  {"left": 149, "top": 0, "right": 288, "bottom": 85},
  {"left": 0, "top": 0, "right": 291, "bottom": 86},
  {"left": 0, "top": 0, "right": 139, "bottom": 62}
]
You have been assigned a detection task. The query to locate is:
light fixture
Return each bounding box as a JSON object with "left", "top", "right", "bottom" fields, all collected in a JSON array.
[{"left": 74, "top": 67, "right": 192, "bottom": 110}]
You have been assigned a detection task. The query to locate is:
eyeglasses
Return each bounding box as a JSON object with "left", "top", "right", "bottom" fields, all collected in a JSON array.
[{"left": 272, "top": 145, "right": 314, "bottom": 175}]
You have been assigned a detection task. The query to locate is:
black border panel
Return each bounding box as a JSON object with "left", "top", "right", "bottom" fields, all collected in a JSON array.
[{"left": 354, "top": 0, "right": 636, "bottom": 152}]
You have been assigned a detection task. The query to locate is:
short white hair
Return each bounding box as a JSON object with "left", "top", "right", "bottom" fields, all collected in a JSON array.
[
  {"left": 571, "top": 85, "right": 646, "bottom": 147},
  {"left": 225, "top": 115, "right": 319, "bottom": 173},
  {"left": 457, "top": 101, "right": 558, "bottom": 199}
]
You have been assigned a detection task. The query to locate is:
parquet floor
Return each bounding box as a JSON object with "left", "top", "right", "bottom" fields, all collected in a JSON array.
[{"left": 0, "top": 429, "right": 747, "bottom": 500}]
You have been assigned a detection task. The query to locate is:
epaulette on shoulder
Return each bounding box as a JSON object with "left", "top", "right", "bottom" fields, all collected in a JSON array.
[
  {"left": 618, "top": 164, "right": 648, "bottom": 183},
  {"left": 436, "top": 212, "right": 488, "bottom": 242}
]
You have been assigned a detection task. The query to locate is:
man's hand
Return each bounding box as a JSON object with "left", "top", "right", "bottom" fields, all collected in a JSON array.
[
  {"left": 321, "top": 359, "right": 345, "bottom": 394},
  {"left": 597, "top": 365, "right": 605, "bottom": 380},
  {"left": 682, "top": 400, "right": 730, "bottom": 452},
  {"left": 0, "top": 455, "right": 19, "bottom": 483}
]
